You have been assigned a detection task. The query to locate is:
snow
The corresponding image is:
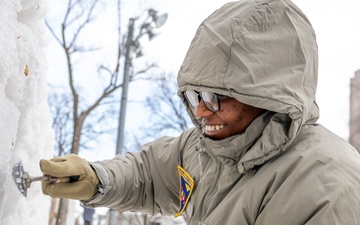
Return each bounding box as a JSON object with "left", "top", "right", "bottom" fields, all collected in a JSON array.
[{"left": 0, "top": 0, "right": 54, "bottom": 224}]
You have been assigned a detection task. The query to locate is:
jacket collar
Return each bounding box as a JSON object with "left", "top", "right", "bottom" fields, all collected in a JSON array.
[{"left": 199, "top": 111, "right": 274, "bottom": 169}]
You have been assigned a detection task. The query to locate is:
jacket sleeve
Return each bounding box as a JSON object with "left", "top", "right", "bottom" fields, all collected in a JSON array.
[{"left": 82, "top": 128, "right": 198, "bottom": 216}]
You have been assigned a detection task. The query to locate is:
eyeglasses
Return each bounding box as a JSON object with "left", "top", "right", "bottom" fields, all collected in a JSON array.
[{"left": 184, "top": 90, "right": 227, "bottom": 112}]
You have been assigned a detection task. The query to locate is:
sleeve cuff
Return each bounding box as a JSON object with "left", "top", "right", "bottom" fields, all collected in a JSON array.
[{"left": 81, "top": 162, "right": 111, "bottom": 207}]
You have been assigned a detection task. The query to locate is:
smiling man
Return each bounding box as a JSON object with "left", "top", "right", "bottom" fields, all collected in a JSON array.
[
  {"left": 184, "top": 90, "right": 265, "bottom": 140},
  {"left": 40, "top": 0, "right": 360, "bottom": 224}
]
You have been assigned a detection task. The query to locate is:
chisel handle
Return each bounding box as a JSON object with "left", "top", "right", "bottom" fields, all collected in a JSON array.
[{"left": 27, "top": 175, "right": 80, "bottom": 187}]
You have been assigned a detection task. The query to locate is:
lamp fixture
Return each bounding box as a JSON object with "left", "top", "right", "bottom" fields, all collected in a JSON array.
[{"left": 148, "top": 9, "right": 168, "bottom": 28}]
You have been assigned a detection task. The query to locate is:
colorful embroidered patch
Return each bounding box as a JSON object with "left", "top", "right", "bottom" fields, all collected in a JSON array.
[{"left": 174, "top": 166, "right": 194, "bottom": 218}]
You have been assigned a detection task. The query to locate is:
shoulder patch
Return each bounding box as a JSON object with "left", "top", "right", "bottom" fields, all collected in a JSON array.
[{"left": 174, "top": 166, "right": 195, "bottom": 218}]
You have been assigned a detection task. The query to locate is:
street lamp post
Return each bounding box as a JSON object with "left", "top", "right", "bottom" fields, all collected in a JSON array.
[
  {"left": 108, "top": 9, "right": 167, "bottom": 225},
  {"left": 115, "top": 9, "right": 168, "bottom": 156},
  {"left": 115, "top": 17, "right": 135, "bottom": 156}
]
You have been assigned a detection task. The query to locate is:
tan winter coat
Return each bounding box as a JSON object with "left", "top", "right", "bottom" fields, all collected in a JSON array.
[{"left": 84, "top": 0, "right": 360, "bottom": 224}]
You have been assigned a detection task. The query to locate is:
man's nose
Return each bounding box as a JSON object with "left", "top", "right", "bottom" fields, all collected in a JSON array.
[{"left": 195, "top": 100, "right": 214, "bottom": 118}]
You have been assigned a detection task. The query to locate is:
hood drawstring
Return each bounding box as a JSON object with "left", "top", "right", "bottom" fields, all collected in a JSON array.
[{"left": 196, "top": 140, "right": 210, "bottom": 178}]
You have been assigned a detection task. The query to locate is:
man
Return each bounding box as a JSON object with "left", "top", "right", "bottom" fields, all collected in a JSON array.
[{"left": 40, "top": 0, "right": 360, "bottom": 224}]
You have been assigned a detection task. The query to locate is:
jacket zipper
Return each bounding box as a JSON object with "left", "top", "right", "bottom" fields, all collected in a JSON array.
[{"left": 201, "top": 162, "right": 223, "bottom": 220}]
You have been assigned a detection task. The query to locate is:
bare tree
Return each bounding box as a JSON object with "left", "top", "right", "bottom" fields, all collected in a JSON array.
[
  {"left": 49, "top": 89, "right": 118, "bottom": 156},
  {"left": 141, "top": 73, "right": 192, "bottom": 142},
  {"left": 46, "top": 1, "right": 186, "bottom": 224},
  {"left": 45, "top": 0, "right": 157, "bottom": 224},
  {"left": 48, "top": 91, "right": 73, "bottom": 156},
  {"left": 45, "top": 0, "right": 154, "bottom": 156}
]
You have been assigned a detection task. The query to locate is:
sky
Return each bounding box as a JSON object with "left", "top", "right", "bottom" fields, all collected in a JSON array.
[
  {"left": 43, "top": 0, "right": 360, "bottom": 166},
  {"left": 140, "top": 0, "right": 360, "bottom": 141},
  {"left": 1, "top": 0, "right": 359, "bottom": 224}
]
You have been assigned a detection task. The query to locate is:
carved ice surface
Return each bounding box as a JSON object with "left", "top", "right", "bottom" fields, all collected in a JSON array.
[{"left": 0, "top": 0, "right": 54, "bottom": 224}]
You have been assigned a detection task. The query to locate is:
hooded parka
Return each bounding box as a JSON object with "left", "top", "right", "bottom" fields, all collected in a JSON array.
[{"left": 84, "top": 0, "right": 360, "bottom": 224}]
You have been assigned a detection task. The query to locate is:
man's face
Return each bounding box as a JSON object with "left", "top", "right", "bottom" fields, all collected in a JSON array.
[{"left": 195, "top": 97, "right": 264, "bottom": 140}]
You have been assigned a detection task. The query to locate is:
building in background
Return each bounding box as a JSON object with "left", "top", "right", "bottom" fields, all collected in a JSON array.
[{"left": 350, "top": 69, "right": 360, "bottom": 152}]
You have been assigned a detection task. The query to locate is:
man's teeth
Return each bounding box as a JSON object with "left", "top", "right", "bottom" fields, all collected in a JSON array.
[{"left": 206, "top": 125, "right": 224, "bottom": 131}]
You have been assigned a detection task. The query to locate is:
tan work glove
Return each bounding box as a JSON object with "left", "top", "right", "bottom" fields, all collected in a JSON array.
[{"left": 39, "top": 154, "right": 99, "bottom": 200}]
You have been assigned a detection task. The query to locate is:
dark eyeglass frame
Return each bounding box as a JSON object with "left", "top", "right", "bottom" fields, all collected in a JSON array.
[{"left": 184, "top": 90, "right": 226, "bottom": 112}]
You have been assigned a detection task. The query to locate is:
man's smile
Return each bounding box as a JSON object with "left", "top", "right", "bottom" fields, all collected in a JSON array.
[{"left": 205, "top": 124, "right": 224, "bottom": 132}]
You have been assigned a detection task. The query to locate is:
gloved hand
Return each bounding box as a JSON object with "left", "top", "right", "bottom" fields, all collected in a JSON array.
[{"left": 39, "top": 154, "right": 99, "bottom": 200}]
